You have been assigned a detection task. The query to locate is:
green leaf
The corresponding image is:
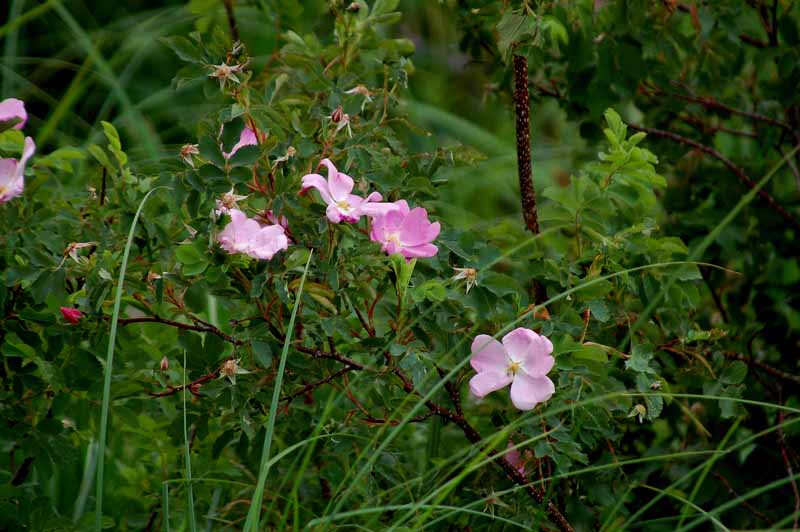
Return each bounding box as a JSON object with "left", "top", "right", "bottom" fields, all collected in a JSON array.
[
  {"left": 721, "top": 361, "right": 747, "bottom": 385},
  {"left": 159, "top": 35, "right": 205, "bottom": 64},
  {"left": 496, "top": 12, "right": 537, "bottom": 56}
]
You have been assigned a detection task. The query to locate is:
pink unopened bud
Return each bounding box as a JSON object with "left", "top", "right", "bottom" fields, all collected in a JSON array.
[
  {"left": 331, "top": 106, "right": 344, "bottom": 124},
  {"left": 60, "top": 307, "right": 83, "bottom": 324},
  {"left": 160, "top": 356, "right": 169, "bottom": 372}
]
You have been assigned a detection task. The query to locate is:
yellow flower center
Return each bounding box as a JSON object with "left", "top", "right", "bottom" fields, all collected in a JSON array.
[
  {"left": 387, "top": 233, "right": 402, "bottom": 246},
  {"left": 507, "top": 360, "right": 522, "bottom": 376},
  {"left": 337, "top": 200, "right": 351, "bottom": 211}
]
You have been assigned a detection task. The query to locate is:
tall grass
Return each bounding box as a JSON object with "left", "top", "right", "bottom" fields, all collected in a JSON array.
[
  {"left": 242, "top": 251, "right": 314, "bottom": 531},
  {"left": 94, "top": 187, "right": 167, "bottom": 531}
]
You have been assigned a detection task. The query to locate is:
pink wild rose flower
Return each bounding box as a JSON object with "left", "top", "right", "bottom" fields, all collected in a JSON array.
[
  {"left": 0, "top": 98, "right": 27, "bottom": 130},
  {"left": 60, "top": 307, "right": 83, "bottom": 324},
  {"left": 218, "top": 209, "right": 289, "bottom": 260},
  {"left": 369, "top": 200, "right": 440, "bottom": 259},
  {"left": 0, "top": 136, "right": 35, "bottom": 204},
  {"left": 469, "top": 327, "right": 555, "bottom": 411},
  {"left": 299, "top": 159, "right": 394, "bottom": 223}
]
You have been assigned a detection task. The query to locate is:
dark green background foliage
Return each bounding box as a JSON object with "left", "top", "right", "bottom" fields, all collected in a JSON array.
[{"left": 1, "top": 0, "right": 799, "bottom": 530}]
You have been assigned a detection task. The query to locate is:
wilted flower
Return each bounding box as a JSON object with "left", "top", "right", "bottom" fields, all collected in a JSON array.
[
  {"left": 209, "top": 62, "right": 245, "bottom": 90},
  {"left": 469, "top": 328, "right": 555, "bottom": 411},
  {"left": 345, "top": 84, "right": 373, "bottom": 101},
  {"left": 215, "top": 187, "right": 249, "bottom": 216},
  {"left": 219, "top": 358, "right": 250, "bottom": 384},
  {"left": 505, "top": 440, "right": 530, "bottom": 475},
  {"left": 222, "top": 126, "right": 259, "bottom": 159},
  {"left": 0, "top": 98, "right": 28, "bottom": 130},
  {"left": 345, "top": 85, "right": 373, "bottom": 110},
  {"left": 160, "top": 356, "right": 169, "bottom": 372},
  {"left": 217, "top": 209, "right": 289, "bottom": 260},
  {"left": 180, "top": 144, "right": 199, "bottom": 168},
  {"left": 330, "top": 106, "right": 352, "bottom": 137},
  {"left": 272, "top": 145, "right": 296, "bottom": 169},
  {"left": 59, "top": 241, "right": 97, "bottom": 268},
  {"left": 370, "top": 200, "right": 440, "bottom": 260},
  {"left": 453, "top": 267, "right": 478, "bottom": 294},
  {"left": 0, "top": 137, "right": 35, "bottom": 204},
  {"left": 60, "top": 307, "right": 83, "bottom": 324},
  {"left": 300, "top": 159, "right": 395, "bottom": 223},
  {"left": 628, "top": 404, "right": 647, "bottom": 423}
]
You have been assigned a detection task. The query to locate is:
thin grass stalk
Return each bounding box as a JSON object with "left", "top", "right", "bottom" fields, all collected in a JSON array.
[
  {"left": 183, "top": 350, "right": 198, "bottom": 532},
  {"left": 94, "top": 186, "right": 167, "bottom": 531},
  {"left": 242, "top": 251, "right": 314, "bottom": 531}
]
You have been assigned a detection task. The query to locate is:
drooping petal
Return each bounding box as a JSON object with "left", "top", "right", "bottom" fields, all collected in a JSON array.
[
  {"left": 224, "top": 126, "right": 258, "bottom": 159},
  {"left": 470, "top": 334, "right": 508, "bottom": 373},
  {"left": 328, "top": 166, "right": 354, "bottom": 202},
  {"left": 398, "top": 208, "right": 440, "bottom": 246},
  {"left": 398, "top": 243, "right": 438, "bottom": 259},
  {"left": 300, "top": 173, "right": 333, "bottom": 204},
  {"left": 0, "top": 98, "right": 27, "bottom": 130},
  {"left": 505, "top": 441, "right": 525, "bottom": 475},
  {"left": 17, "top": 137, "right": 35, "bottom": 179},
  {"left": 469, "top": 371, "right": 513, "bottom": 398},
  {"left": 509, "top": 373, "right": 555, "bottom": 411},
  {"left": 0, "top": 159, "right": 20, "bottom": 203}
]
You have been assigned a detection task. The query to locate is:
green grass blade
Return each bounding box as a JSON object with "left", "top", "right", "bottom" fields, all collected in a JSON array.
[
  {"left": 677, "top": 417, "right": 743, "bottom": 527},
  {"left": 51, "top": 0, "right": 162, "bottom": 161},
  {"left": 94, "top": 186, "right": 168, "bottom": 531},
  {"left": 0, "top": 0, "right": 57, "bottom": 39},
  {"left": 640, "top": 484, "right": 729, "bottom": 532},
  {"left": 183, "top": 350, "right": 198, "bottom": 532},
  {"left": 243, "top": 251, "right": 314, "bottom": 532},
  {"left": 163, "top": 483, "right": 170, "bottom": 532}
]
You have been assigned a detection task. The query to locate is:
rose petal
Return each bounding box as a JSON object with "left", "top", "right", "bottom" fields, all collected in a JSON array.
[
  {"left": 469, "top": 371, "right": 513, "bottom": 398},
  {"left": 509, "top": 373, "right": 555, "bottom": 411},
  {"left": 470, "top": 334, "right": 508, "bottom": 373},
  {"left": 300, "top": 173, "right": 333, "bottom": 204}
]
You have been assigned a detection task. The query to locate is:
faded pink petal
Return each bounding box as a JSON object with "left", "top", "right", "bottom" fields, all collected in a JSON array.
[
  {"left": 509, "top": 373, "right": 555, "bottom": 411},
  {"left": 222, "top": 126, "right": 258, "bottom": 159},
  {"left": 0, "top": 98, "right": 27, "bottom": 130},
  {"left": 470, "top": 335, "right": 508, "bottom": 373},
  {"left": 0, "top": 136, "right": 35, "bottom": 204},
  {"left": 506, "top": 441, "right": 525, "bottom": 475},
  {"left": 469, "top": 371, "right": 513, "bottom": 398}
]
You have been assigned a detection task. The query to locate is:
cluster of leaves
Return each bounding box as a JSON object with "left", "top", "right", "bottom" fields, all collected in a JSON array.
[{"left": 1, "top": 1, "right": 798, "bottom": 531}]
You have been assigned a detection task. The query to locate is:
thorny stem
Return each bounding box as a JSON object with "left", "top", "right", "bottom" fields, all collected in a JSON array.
[{"left": 512, "top": 54, "right": 540, "bottom": 235}]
